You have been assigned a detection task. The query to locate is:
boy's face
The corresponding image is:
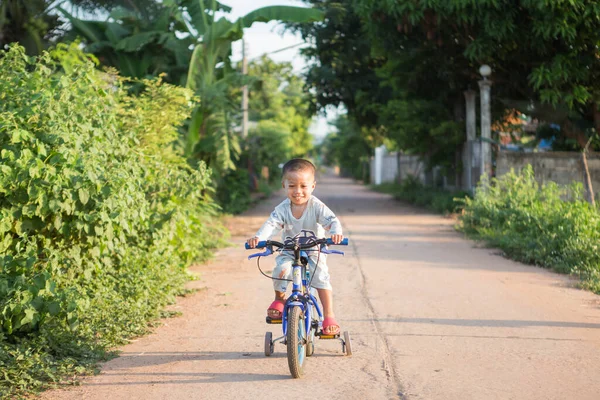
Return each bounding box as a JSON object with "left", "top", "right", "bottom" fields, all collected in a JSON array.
[{"left": 282, "top": 169, "right": 316, "bottom": 206}]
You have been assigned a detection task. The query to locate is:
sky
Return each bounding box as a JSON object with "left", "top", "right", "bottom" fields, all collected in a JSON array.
[{"left": 223, "top": 0, "right": 339, "bottom": 142}]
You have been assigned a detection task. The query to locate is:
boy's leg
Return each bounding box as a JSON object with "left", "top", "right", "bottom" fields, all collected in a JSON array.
[
  {"left": 309, "top": 255, "right": 340, "bottom": 335},
  {"left": 269, "top": 256, "right": 292, "bottom": 318},
  {"left": 316, "top": 288, "right": 339, "bottom": 335}
]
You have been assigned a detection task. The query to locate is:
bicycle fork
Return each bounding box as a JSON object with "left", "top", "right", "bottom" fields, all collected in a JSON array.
[{"left": 285, "top": 263, "right": 321, "bottom": 328}]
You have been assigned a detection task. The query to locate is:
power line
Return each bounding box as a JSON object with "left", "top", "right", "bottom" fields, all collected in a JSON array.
[{"left": 249, "top": 42, "right": 307, "bottom": 61}]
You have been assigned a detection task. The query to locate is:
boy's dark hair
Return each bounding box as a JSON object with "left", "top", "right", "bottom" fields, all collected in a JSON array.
[{"left": 281, "top": 158, "right": 316, "bottom": 179}]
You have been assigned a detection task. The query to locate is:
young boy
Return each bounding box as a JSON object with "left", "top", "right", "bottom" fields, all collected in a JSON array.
[{"left": 246, "top": 158, "right": 344, "bottom": 335}]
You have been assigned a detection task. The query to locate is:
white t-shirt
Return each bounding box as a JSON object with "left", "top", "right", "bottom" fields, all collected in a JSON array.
[{"left": 255, "top": 196, "right": 342, "bottom": 241}]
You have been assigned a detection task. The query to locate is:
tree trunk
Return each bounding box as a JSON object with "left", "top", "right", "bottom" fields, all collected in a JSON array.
[{"left": 582, "top": 144, "right": 596, "bottom": 207}]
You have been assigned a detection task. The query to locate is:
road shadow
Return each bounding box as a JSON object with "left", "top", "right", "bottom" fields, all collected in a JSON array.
[
  {"left": 84, "top": 371, "right": 290, "bottom": 385},
  {"left": 103, "top": 350, "right": 341, "bottom": 371}
]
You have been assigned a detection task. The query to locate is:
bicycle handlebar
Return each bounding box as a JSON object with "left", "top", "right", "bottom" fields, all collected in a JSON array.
[{"left": 245, "top": 237, "right": 348, "bottom": 250}]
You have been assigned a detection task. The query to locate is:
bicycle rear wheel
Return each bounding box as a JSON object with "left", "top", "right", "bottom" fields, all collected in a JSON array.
[{"left": 287, "top": 306, "right": 307, "bottom": 378}]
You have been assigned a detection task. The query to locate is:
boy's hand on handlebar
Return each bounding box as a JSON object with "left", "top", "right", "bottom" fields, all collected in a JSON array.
[
  {"left": 330, "top": 234, "right": 344, "bottom": 244},
  {"left": 247, "top": 237, "right": 260, "bottom": 248}
]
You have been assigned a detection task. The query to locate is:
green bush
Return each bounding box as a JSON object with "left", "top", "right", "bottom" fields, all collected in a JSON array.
[
  {"left": 458, "top": 166, "right": 600, "bottom": 293},
  {"left": 0, "top": 44, "right": 226, "bottom": 396},
  {"left": 246, "top": 120, "right": 292, "bottom": 183},
  {"left": 372, "top": 176, "right": 470, "bottom": 214},
  {"left": 216, "top": 168, "right": 252, "bottom": 214}
]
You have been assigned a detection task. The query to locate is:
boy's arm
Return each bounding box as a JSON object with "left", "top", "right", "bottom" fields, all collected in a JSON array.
[
  {"left": 317, "top": 203, "right": 343, "bottom": 236},
  {"left": 254, "top": 210, "right": 285, "bottom": 241}
]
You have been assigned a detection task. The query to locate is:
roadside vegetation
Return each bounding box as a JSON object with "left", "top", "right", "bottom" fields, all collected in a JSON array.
[
  {"left": 0, "top": 44, "right": 226, "bottom": 397},
  {"left": 458, "top": 167, "right": 600, "bottom": 294}
]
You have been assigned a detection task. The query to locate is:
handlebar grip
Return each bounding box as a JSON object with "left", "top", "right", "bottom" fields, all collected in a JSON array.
[
  {"left": 326, "top": 238, "right": 349, "bottom": 246},
  {"left": 245, "top": 241, "right": 268, "bottom": 249}
]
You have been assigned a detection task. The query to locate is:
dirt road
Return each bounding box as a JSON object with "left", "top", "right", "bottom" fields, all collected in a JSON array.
[{"left": 42, "top": 174, "right": 600, "bottom": 400}]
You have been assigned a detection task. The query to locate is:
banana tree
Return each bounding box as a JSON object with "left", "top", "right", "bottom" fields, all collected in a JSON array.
[
  {"left": 182, "top": 0, "right": 324, "bottom": 174},
  {"left": 58, "top": 1, "right": 194, "bottom": 85},
  {"left": 58, "top": 0, "right": 323, "bottom": 174}
]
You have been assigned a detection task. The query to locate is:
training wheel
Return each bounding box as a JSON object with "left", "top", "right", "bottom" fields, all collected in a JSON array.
[
  {"left": 264, "top": 332, "right": 274, "bottom": 356},
  {"left": 307, "top": 335, "right": 315, "bottom": 357},
  {"left": 343, "top": 331, "right": 352, "bottom": 356}
]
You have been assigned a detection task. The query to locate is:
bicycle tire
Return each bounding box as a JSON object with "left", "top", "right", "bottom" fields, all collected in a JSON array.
[{"left": 287, "top": 306, "right": 306, "bottom": 378}]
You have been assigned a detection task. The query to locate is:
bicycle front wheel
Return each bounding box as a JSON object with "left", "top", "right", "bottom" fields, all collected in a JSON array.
[{"left": 287, "top": 306, "right": 307, "bottom": 378}]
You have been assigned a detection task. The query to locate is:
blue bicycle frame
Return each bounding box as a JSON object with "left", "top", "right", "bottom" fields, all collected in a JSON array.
[{"left": 281, "top": 248, "right": 323, "bottom": 337}]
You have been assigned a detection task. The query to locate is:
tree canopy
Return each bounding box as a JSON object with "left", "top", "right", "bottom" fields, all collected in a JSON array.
[
  {"left": 247, "top": 55, "right": 313, "bottom": 159},
  {"left": 354, "top": 0, "right": 600, "bottom": 148},
  {"left": 294, "top": 0, "right": 600, "bottom": 169}
]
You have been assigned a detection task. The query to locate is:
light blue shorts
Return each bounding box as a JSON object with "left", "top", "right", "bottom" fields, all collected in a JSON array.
[{"left": 272, "top": 253, "right": 332, "bottom": 292}]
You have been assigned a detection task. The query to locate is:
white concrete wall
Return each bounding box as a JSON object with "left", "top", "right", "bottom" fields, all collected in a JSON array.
[{"left": 371, "top": 146, "right": 426, "bottom": 185}]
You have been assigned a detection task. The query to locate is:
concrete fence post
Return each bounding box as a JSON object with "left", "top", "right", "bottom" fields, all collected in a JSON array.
[
  {"left": 374, "top": 145, "right": 386, "bottom": 185},
  {"left": 464, "top": 89, "right": 477, "bottom": 191},
  {"left": 478, "top": 78, "right": 493, "bottom": 178}
]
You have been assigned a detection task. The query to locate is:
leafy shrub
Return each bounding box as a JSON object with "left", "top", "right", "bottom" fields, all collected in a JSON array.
[
  {"left": 458, "top": 166, "right": 600, "bottom": 293},
  {"left": 257, "top": 177, "right": 280, "bottom": 198},
  {"left": 319, "top": 116, "right": 373, "bottom": 182},
  {"left": 247, "top": 120, "right": 292, "bottom": 183},
  {"left": 216, "top": 168, "right": 251, "bottom": 214},
  {"left": 0, "top": 44, "right": 226, "bottom": 396},
  {"left": 372, "top": 176, "right": 470, "bottom": 214}
]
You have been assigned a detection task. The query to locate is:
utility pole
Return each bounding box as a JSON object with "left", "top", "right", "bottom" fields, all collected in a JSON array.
[
  {"left": 241, "top": 39, "right": 249, "bottom": 139},
  {"left": 478, "top": 65, "right": 493, "bottom": 178}
]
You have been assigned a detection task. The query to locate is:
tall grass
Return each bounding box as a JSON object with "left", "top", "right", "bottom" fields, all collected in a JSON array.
[{"left": 458, "top": 166, "right": 600, "bottom": 293}]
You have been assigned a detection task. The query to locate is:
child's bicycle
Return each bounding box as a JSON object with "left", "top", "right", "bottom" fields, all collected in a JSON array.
[{"left": 245, "top": 230, "right": 352, "bottom": 378}]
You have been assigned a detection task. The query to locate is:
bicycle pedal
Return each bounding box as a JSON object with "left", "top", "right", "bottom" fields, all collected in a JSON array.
[
  {"left": 266, "top": 317, "right": 282, "bottom": 324},
  {"left": 317, "top": 333, "right": 339, "bottom": 339}
]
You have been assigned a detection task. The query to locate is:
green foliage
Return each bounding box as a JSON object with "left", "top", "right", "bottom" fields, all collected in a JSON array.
[
  {"left": 372, "top": 176, "right": 470, "bottom": 215},
  {"left": 290, "top": 0, "right": 386, "bottom": 128},
  {"left": 58, "top": 1, "right": 323, "bottom": 176},
  {"left": 257, "top": 178, "right": 281, "bottom": 198},
  {"left": 184, "top": 0, "right": 323, "bottom": 174},
  {"left": 58, "top": 2, "right": 194, "bottom": 85},
  {"left": 0, "top": 44, "right": 226, "bottom": 397},
  {"left": 68, "top": 0, "right": 163, "bottom": 13},
  {"left": 292, "top": 0, "right": 465, "bottom": 167},
  {"left": 216, "top": 168, "right": 251, "bottom": 215},
  {"left": 458, "top": 166, "right": 600, "bottom": 293},
  {"left": 247, "top": 56, "right": 314, "bottom": 159},
  {"left": 295, "top": 0, "right": 600, "bottom": 168},
  {"left": 319, "top": 115, "right": 380, "bottom": 181},
  {"left": 0, "top": 0, "right": 62, "bottom": 55},
  {"left": 379, "top": 98, "right": 464, "bottom": 170},
  {"left": 352, "top": 0, "right": 600, "bottom": 148},
  {"left": 247, "top": 120, "right": 292, "bottom": 183},
  {"left": 216, "top": 55, "right": 315, "bottom": 215}
]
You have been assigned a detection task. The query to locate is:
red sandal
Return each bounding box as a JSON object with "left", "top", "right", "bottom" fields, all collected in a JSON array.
[
  {"left": 322, "top": 316, "right": 340, "bottom": 335},
  {"left": 267, "top": 300, "right": 285, "bottom": 319}
]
